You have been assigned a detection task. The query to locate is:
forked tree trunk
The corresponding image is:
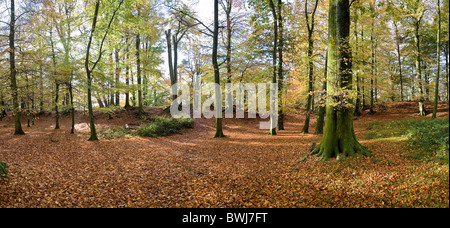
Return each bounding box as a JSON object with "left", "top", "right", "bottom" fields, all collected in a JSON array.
[
  {"left": 311, "top": 0, "right": 370, "bottom": 161},
  {"left": 302, "top": 0, "right": 319, "bottom": 134},
  {"left": 414, "top": 12, "right": 426, "bottom": 116}
]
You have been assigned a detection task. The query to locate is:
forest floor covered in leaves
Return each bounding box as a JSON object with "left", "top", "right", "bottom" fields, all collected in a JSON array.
[{"left": 0, "top": 101, "right": 448, "bottom": 208}]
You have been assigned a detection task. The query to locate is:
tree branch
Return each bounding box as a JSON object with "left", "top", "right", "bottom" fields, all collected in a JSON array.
[{"left": 91, "top": 0, "right": 124, "bottom": 71}]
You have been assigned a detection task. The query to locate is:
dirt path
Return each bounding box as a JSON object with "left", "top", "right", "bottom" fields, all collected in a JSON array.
[{"left": 0, "top": 101, "right": 448, "bottom": 207}]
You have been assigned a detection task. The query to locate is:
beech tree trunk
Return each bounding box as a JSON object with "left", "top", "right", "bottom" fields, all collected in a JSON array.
[
  {"left": 9, "top": 0, "right": 25, "bottom": 135},
  {"left": 277, "top": 0, "right": 285, "bottom": 131},
  {"left": 268, "top": 0, "right": 278, "bottom": 136},
  {"left": 302, "top": 0, "right": 319, "bottom": 134},
  {"left": 315, "top": 53, "right": 327, "bottom": 135},
  {"left": 124, "top": 35, "right": 131, "bottom": 110},
  {"left": 311, "top": 0, "right": 370, "bottom": 160},
  {"left": 136, "top": 32, "right": 143, "bottom": 115},
  {"left": 414, "top": 12, "right": 426, "bottom": 116},
  {"left": 115, "top": 48, "right": 120, "bottom": 107},
  {"left": 213, "top": 0, "right": 225, "bottom": 138},
  {"left": 432, "top": 0, "right": 441, "bottom": 119}
]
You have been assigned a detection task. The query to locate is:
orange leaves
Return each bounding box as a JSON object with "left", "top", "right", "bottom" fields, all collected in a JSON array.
[{"left": 0, "top": 105, "right": 449, "bottom": 208}]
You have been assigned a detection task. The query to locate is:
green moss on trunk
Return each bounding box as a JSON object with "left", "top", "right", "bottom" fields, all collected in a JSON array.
[{"left": 310, "top": 0, "right": 370, "bottom": 160}]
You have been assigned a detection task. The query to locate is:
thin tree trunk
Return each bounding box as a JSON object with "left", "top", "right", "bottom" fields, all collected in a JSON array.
[
  {"left": 69, "top": 81, "right": 75, "bottom": 134},
  {"left": 446, "top": 42, "right": 449, "bottom": 102},
  {"left": 354, "top": 9, "right": 362, "bottom": 116},
  {"left": 165, "top": 30, "right": 176, "bottom": 102},
  {"left": 302, "top": 0, "right": 319, "bottom": 134},
  {"left": 50, "top": 31, "right": 60, "bottom": 129},
  {"left": 432, "top": 0, "right": 441, "bottom": 119},
  {"left": 124, "top": 36, "right": 131, "bottom": 110},
  {"left": 369, "top": 19, "right": 375, "bottom": 114},
  {"left": 213, "top": 0, "right": 225, "bottom": 138},
  {"left": 39, "top": 64, "right": 44, "bottom": 113},
  {"left": 268, "top": 0, "right": 278, "bottom": 136},
  {"left": 9, "top": 0, "right": 24, "bottom": 135},
  {"left": 277, "top": 0, "right": 285, "bottom": 130},
  {"left": 225, "top": 0, "right": 232, "bottom": 83},
  {"left": 136, "top": 32, "right": 143, "bottom": 114},
  {"left": 315, "top": 53, "right": 327, "bottom": 135},
  {"left": 415, "top": 15, "right": 426, "bottom": 116},
  {"left": 85, "top": 0, "right": 100, "bottom": 141},
  {"left": 115, "top": 48, "right": 120, "bottom": 107},
  {"left": 394, "top": 22, "right": 404, "bottom": 101}
]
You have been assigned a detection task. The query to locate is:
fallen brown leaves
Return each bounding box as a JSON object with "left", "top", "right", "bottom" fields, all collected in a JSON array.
[{"left": 0, "top": 103, "right": 448, "bottom": 208}]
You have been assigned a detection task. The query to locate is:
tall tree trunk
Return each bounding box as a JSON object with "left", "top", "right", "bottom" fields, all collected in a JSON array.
[
  {"left": 109, "top": 53, "right": 115, "bottom": 106},
  {"left": 268, "top": 0, "right": 278, "bottom": 136},
  {"left": 9, "top": 0, "right": 25, "bottom": 135},
  {"left": 165, "top": 30, "right": 176, "bottom": 102},
  {"left": 213, "top": 0, "right": 225, "bottom": 138},
  {"left": 277, "top": 0, "right": 285, "bottom": 130},
  {"left": 50, "top": 31, "right": 60, "bottom": 129},
  {"left": 84, "top": 0, "right": 124, "bottom": 140},
  {"left": 432, "top": 0, "right": 441, "bottom": 119},
  {"left": 124, "top": 36, "right": 131, "bottom": 110},
  {"left": 425, "top": 63, "right": 430, "bottom": 101},
  {"left": 136, "top": 32, "right": 143, "bottom": 114},
  {"left": 302, "top": 0, "right": 319, "bottom": 134},
  {"left": 39, "top": 64, "right": 44, "bottom": 113},
  {"left": 115, "top": 48, "right": 120, "bottom": 107},
  {"left": 225, "top": 1, "right": 232, "bottom": 83},
  {"left": 415, "top": 15, "right": 426, "bottom": 116},
  {"left": 311, "top": 0, "right": 370, "bottom": 160},
  {"left": 354, "top": 9, "right": 362, "bottom": 116},
  {"left": 85, "top": 0, "right": 101, "bottom": 141},
  {"left": 369, "top": 19, "right": 375, "bottom": 114},
  {"left": 446, "top": 41, "right": 449, "bottom": 102},
  {"left": 394, "top": 22, "right": 404, "bottom": 101}
]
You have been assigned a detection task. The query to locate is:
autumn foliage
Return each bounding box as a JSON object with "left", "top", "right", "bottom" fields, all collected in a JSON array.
[{"left": 0, "top": 102, "right": 448, "bottom": 208}]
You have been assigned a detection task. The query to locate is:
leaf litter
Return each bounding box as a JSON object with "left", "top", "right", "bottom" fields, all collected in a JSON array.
[{"left": 0, "top": 103, "right": 448, "bottom": 208}]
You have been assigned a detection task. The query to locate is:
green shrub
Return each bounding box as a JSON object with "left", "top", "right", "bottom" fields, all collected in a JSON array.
[
  {"left": 98, "top": 126, "right": 131, "bottom": 139},
  {"left": 366, "top": 118, "right": 449, "bottom": 163},
  {"left": 0, "top": 161, "right": 9, "bottom": 180},
  {"left": 98, "top": 117, "right": 194, "bottom": 139},
  {"left": 134, "top": 117, "right": 194, "bottom": 138}
]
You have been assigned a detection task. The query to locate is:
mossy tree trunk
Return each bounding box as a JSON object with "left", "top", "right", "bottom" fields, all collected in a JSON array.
[{"left": 311, "top": 0, "right": 370, "bottom": 161}]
